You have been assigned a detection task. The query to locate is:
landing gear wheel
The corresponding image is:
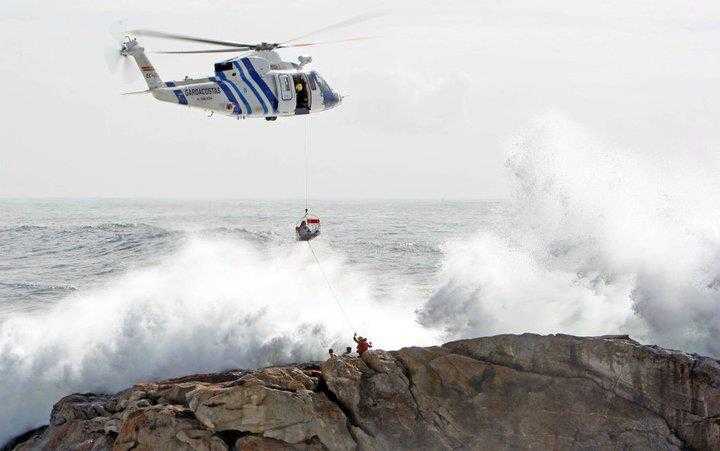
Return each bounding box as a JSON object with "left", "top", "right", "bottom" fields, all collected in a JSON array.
[{"left": 265, "top": 116, "right": 277, "bottom": 121}]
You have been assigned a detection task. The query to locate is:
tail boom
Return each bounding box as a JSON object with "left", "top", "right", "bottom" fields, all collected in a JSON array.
[{"left": 122, "top": 38, "right": 163, "bottom": 90}]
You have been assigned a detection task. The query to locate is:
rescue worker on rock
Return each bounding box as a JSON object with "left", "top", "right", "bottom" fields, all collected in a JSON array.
[
  {"left": 353, "top": 333, "right": 372, "bottom": 355},
  {"left": 343, "top": 346, "right": 352, "bottom": 356}
]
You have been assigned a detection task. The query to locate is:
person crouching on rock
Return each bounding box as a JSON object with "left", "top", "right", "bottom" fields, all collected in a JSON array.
[{"left": 353, "top": 333, "right": 372, "bottom": 355}]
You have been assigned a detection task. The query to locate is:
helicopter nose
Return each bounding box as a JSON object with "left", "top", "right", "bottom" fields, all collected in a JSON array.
[
  {"left": 330, "top": 88, "right": 343, "bottom": 108},
  {"left": 321, "top": 90, "right": 341, "bottom": 109}
]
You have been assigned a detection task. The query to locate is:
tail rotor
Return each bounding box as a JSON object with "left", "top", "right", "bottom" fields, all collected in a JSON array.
[{"left": 105, "top": 20, "right": 139, "bottom": 84}]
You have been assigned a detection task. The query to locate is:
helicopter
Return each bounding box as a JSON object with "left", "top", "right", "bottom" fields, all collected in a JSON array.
[{"left": 112, "top": 13, "right": 380, "bottom": 121}]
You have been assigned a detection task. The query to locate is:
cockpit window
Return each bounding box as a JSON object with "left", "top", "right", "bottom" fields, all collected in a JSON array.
[
  {"left": 308, "top": 72, "right": 317, "bottom": 90},
  {"left": 314, "top": 73, "right": 330, "bottom": 92},
  {"left": 310, "top": 72, "right": 338, "bottom": 108}
]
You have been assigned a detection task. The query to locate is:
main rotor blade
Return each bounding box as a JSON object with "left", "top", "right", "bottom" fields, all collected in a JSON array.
[
  {"left": 282, "top": 36, "right": 378, "bottom": 48},
  {"left": 282, "top": 10, "right": 386, "bottom": 44},
  {"left": 132, "top": 29, "right": 256, "bottom": 48},
  {"left": 154, "top": 48, "right": 252, "bottom": 54}
]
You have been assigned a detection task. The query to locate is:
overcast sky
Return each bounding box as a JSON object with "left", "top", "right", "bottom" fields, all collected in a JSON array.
[{"left": 1, "top": 0, "right": 718, "bottom": 199}]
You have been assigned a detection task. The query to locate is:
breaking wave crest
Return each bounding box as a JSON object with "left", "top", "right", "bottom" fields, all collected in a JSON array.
[
  {"left": 0, "top": 237, "right": 433, "bottom": 443},
  {"left": 0, "top": 224, "right": 286, "bottom": 309},
  {"left": 419, "top": 112, "right": 720, "bottom": 356}
]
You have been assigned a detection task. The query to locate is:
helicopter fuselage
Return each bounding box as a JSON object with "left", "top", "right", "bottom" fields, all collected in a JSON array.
[{"left": 126, "top": 40, "right": 341, "bottom": 119}]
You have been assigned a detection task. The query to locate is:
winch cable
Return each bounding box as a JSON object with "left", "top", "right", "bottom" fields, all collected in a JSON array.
[
  {"left": 307, "top": 239, "right": 356, "bottom": 333},
  {"left": 301, "top": 115, "right": 356, "bottom": 349},
  {"left": 304, "top": 114, "right": 311, "bottom": 213}
]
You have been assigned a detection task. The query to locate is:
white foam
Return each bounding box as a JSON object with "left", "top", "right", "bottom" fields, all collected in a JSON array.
[
  {"left": 0, "top": 237, "right": 437, "bottom": 443},
  {"left": 419, "top": 112, "right": 720, "bottom": 356}
]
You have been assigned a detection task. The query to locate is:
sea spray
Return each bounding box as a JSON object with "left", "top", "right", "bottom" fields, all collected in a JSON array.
[
  {"left": 0, "top": 237, "right": 435, "bottom": 444},
  {"left": 419, "top": 112, "right": 720, "bottom": 356}
]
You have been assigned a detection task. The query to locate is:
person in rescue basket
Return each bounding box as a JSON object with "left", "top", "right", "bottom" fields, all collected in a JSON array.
[{"left": 296, "top": 220, "right": 310, "bottom": 238}]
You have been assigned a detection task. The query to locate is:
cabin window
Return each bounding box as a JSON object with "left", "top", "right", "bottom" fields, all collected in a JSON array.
[
  {"left": 214, "top": 62, "right": 233, "bottom": 72},
  {"left": 280, "top": 75, "right": 293, "bottom": 101}
]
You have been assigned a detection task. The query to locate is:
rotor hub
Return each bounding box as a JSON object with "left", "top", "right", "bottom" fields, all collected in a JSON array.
[
  {"left": 120, "top": 37, "right": 139, "bottom": 56},
  {"left": 256, "top": 42, "right": 280, "bottom": 51}
]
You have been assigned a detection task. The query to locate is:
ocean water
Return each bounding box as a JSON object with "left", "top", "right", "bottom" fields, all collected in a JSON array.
[
  {"left": 2, "top": 112, "right": 720, "bottom": 442},
  {"left": 0, "top": 198, "right": 495, "bottom": 315}
]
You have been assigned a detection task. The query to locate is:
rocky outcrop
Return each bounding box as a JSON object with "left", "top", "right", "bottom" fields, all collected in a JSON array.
[{"left": 6, "top": 334, "right": 720, "bottom": 450}]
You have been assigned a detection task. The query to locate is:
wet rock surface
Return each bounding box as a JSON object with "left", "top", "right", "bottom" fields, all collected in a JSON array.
[{"left": 5, "top": 334, "right": 720, "bottom": 450}]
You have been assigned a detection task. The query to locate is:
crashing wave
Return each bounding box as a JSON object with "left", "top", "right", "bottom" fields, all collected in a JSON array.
[{"left": 419, "top": 112, "right": 720, "bottom": 357}]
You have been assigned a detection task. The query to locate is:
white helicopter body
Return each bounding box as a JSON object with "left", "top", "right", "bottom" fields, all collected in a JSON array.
[{"left": 123, "top": 38, "right": 341, "bottom": 120}]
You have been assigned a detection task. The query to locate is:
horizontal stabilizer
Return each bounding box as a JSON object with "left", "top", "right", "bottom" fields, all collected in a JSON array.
[{"left": 121, "top": 89, "right": 151, "bottom": 95}]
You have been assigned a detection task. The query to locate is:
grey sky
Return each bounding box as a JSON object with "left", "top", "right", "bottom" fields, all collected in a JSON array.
[{"left": 1, "top": 0, "right": 718, "bottom": 199}]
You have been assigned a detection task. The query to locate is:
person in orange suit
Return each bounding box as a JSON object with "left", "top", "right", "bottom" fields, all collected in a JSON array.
[{"left": 353, "top": 333, "right": 373, "bottom": 355}]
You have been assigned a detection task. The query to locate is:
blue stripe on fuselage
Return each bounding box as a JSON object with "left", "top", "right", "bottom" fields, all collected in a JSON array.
[
  {"left": 165, "top": 81, "right": 188, "bottom": 105},
  {"left": 210, "top": 76, "right": 241, "bottom": 114},
  {"left": 241, "top": 58, "right": 278, "bottom": 112},
  {"left": 234, "top": 62, "right": 268, "bottom": 115},
  {"left": 217, "top": 71, "right": 251, "bottom": 115}
]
